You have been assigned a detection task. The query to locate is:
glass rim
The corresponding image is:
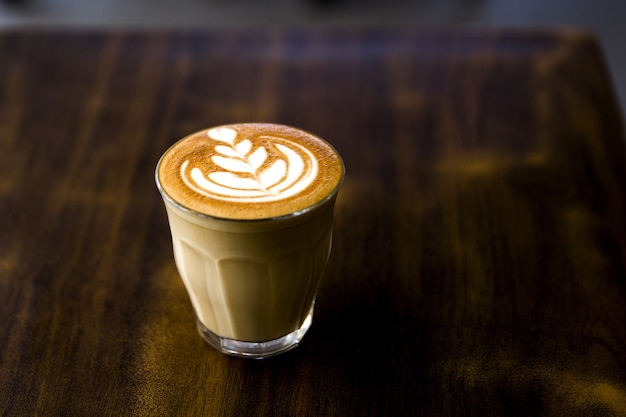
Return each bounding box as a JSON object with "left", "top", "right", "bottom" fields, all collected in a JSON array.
[{"left": 154, "top": 134, "right": 345, "bottom": 224}]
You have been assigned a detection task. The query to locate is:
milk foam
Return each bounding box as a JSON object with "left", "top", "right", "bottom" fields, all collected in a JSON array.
[
  {"left": 157, "top": 123, "right": 344, "bottom": 220},
  {"left": 181, "top": 127, "right": 319, "bottom": 203}
]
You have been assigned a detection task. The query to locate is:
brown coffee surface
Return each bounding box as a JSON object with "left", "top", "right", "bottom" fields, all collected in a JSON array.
[{"left": 157, "top": 123, "right": 344, "bottom": 220}]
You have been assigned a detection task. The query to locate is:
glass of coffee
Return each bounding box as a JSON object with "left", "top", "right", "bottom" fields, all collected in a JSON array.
[{"left": 155, "top": 123, "right": 344, "bottom": 359}]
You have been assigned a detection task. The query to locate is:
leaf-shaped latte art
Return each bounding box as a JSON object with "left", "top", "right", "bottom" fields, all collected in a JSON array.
[
  {"left": 259, "top": 159, "right": 287, "bottom": 190},
  {"left": 181, "top": 129, "right": 319, "bottom": 203},
  {"left": 212, "top": 156, "right": 255, "bottom": 173},
  {"left": 208, "top": 172, "right": 263, "bottom": 190},
  {"left": 248, "top": 147, "right": 267, "bottom": 170},
  {"left": 215, "top": 145, "right": 240, "bottom": 158},
  {"left": 235, "top": 139, "right": 252, "bottom": 156},
  {"left": 207, "top": 127, "right": 237, "bottom": 144}
]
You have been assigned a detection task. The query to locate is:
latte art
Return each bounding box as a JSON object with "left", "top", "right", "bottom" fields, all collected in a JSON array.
[
  {"left": 181, "top": 127, "right": 319, "bottom": 203},
  {"left": 157, "top": 123, "right": 344, "bottom": 220}
]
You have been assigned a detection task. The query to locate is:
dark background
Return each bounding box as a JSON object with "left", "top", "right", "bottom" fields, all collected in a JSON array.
[{"left": 1, "top": 0, "right": 625, "bottom": 118}]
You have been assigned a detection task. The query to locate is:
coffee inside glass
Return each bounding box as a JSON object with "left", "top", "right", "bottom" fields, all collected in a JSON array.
[{"left": 155, "top": 123, "right": 344, "bottom": 359}]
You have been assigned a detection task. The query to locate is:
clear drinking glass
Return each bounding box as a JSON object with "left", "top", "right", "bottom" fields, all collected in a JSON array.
[{"left": 155, "top": 124, "right": 344, "bottom": 359}]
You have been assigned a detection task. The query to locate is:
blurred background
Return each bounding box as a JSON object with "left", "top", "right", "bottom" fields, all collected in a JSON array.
[{"left": 1, "top": 0, "right": 624, "bottom": 116}]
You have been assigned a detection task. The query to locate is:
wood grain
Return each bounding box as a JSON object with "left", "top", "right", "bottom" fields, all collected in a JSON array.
[{"left": 1, "top": 29, "right": 625, "bottom": 416}]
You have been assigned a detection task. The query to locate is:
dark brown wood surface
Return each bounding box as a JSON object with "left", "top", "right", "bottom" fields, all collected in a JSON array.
[{"left": 1, "top": 29, "right": 626, "bottom": 416}]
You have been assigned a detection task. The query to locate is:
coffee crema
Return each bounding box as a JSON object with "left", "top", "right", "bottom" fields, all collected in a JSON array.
[{"left": 157, "top": 123, "right": 344, "bottom": 220}]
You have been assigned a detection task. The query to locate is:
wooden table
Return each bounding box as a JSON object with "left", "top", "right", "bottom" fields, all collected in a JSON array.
[{"left": 1, "top": 29, "right": 625, "bottom": 416}]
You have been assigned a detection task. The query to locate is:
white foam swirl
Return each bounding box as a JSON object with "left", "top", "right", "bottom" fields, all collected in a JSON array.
[{"left": 181, "top": 127, "right": 319, "bottom": 203}]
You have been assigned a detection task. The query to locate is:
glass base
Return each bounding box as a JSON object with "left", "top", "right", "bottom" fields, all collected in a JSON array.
[{"left": 196, "top": 306, "right": 314, "bottom": 359}]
